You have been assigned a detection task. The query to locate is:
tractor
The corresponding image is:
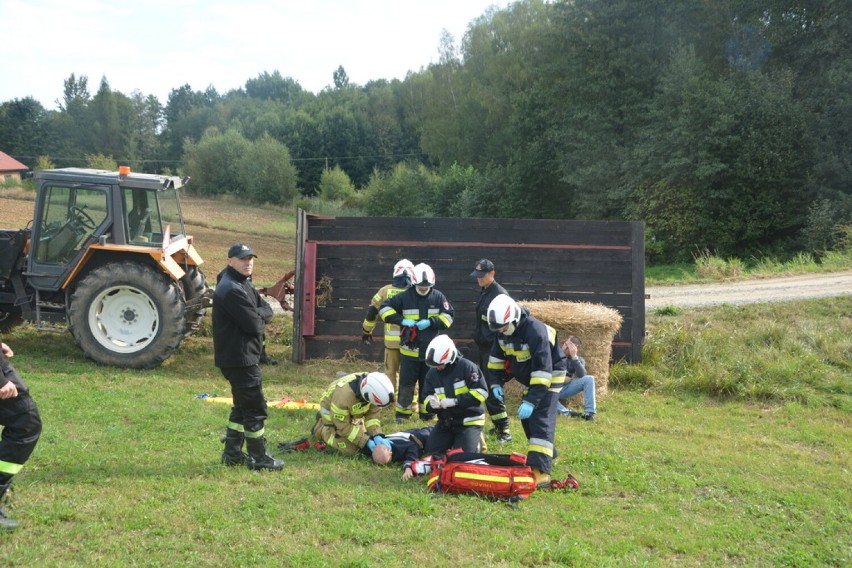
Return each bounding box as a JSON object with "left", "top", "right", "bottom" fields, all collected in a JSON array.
[{"left": 0, "top": 166, "right": 211, "bottom": 368}]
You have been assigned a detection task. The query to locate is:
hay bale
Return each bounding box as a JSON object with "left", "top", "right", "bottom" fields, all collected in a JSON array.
[{"left": 503, "top": 300, "right": 622, "bottom": 403}]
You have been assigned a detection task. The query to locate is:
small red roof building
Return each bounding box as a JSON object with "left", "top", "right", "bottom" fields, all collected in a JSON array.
[{"left": 0, "top": 151, "right": 28, "bottom": 182}]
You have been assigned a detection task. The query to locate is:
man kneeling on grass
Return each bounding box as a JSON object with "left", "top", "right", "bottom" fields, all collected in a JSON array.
[{"left": 311, "top": 372, "right": 396, "bottom": 456}]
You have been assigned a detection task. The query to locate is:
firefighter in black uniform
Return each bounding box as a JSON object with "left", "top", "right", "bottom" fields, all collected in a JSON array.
[
  {"left": 422, "top": 335, "right": 488, "bottom": 454},
  {"left": 0, "top": 338, "right": 42, "bottom": 531},
  {"left": 213, "top": 243, "right": 283, "bottom": 471},
  {"left": 485, "top": 294, "right": 567, "bottom": 487},
  {"left": 470, "top": 258, "right": 512, "bottom": 443},
  {"left": 379, "top": 263, "right": 454, "bottom": 423}
]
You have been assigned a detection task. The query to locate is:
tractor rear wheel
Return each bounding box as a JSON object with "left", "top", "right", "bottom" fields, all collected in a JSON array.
[
  {"left": 68, "top": 262, "right": 185, "bottom": 368},
  {"left": 0, "top": 306, "right": 23, "bottom": 333},
  {"left": 180, "top": 266, "right": 210, "bottom": 337}
]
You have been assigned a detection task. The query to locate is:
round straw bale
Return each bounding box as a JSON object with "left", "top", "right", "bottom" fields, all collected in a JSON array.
[{"left": 501, "top": 300, "right": 622, "bottom": 405}]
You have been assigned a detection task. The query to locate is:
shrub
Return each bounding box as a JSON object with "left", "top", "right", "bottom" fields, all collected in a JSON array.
[
  {"left": 693, "top": 248, "right": 744, "bottom": 279},
  {"left": 317, "top": 165, "right": 355, "bottom": 202}
]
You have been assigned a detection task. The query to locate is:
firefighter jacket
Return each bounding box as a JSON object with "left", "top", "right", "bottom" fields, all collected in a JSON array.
[
  {"left": 362, "top": 280, "right": 408, "bottom": 349},
  {"left": 318, "top": 373, "right": 384, "bottom": 450},
  {"left": 474, "top": 280, "right": 509, "bottom": 349},
  {"left": 423, "top": 357, "right": 488, "bottom": 429},
  {"left": 212, "top": 266, "right": 273, "bottom": 368},
  {"left": 379, "top": 287, "right": 454, "bottom": 359},
  {"left": 487, "top": 309, "right": 568, "bottom": 407}
]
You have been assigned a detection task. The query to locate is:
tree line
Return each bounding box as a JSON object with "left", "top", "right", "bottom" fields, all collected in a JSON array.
[{"left": 1, "top": 0, "right": 849, "bottom": 262}]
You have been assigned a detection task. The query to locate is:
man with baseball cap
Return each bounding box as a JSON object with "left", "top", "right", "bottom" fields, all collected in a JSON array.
[
  {"left": 470, "top": 259, "right": 512, "bottom": 443},
  {"left": 213, "top": 243, "right": 283, "bottom": 471}
]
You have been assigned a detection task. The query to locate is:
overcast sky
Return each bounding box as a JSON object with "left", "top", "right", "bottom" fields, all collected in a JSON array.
[{"left": 0, "top": 0, "right": 501, "bottom": 110}]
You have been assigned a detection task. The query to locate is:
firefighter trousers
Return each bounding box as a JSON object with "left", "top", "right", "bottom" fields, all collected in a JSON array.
[
  {"left": 220, "top": 365, "right": 269, "bottom": 435},
  {"left": 396, "top": 357, "right": 429, "bottom": 420},
  {"left": 520, "top": 389, "right": 558, "bottom": 475},
  {"left": 0, "top": 364, "right": 42, "bottom": 485}
]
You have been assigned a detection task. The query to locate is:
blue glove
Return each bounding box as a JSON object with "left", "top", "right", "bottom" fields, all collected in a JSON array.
[
  {"left": 492, "top": 386, "right": 504, "bottom": 402},
  {"left": 401, "top": 318, "right": 416, "bottom": 327},
  {"left": 517, "top": 401, "right": 535, "bottom": 420},
  {"left": 366, "top": 438, "right": 377, "bottom": 451},
  {"left": 415, "top": 319, "right": 431, "bottom": 330},
  {"left": 375, "top": 436, "right": 393, "bottom": 449}
]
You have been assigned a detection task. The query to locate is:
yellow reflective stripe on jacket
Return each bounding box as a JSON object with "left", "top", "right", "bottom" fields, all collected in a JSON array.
[
  {"left": 530, "top": 371, "right": 552, "bottom": 388},
  {"left": 365, "top": 418, "right": 381, "bottom": 430},
  {"left": 546, "top": 324, "right": 557, "bottom": 346},
  {"left": 549, "top": 370, "right": 567, "bottom": 392},
  {"left": 347, "top": 426, "right": 362, "bottom": 443},
  {"left": 330, "top": 403, "right": 350, "bottom": 422},
  {"left": 487, "top": 356, "right": 505, "bottom": 372},
  {"left": 470, "top": 388, "right": 488, "bottom": 403},
  {"left": 400, "top": 346, "right": 419, "bottom": 357},
  {"left": 362, "top": 319, "right": 377, "bottom": 333},
  {"left": 462, "top": 414, "right": 486, "bottom": 427},
  {"left": 501, "top": 344, "right": 530, "bottom": 360},
  {"left": 379, "top": 306, "right": 398, "bottom": 320}
]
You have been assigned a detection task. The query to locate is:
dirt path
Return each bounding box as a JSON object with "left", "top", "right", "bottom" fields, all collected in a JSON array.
[{"left": 645, "top": 270, "right": 852, "bottom": 310}]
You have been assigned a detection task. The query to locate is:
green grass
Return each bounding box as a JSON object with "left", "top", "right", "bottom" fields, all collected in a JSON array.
[
  {"left": 646, "top": 249, "right": 852, "bottom": 285},
  {"left": 615, "top": 297, "right": 852, "bottom": 410},
  {"left": 1, "top": 297, "right": 850, "bottom": 566}
]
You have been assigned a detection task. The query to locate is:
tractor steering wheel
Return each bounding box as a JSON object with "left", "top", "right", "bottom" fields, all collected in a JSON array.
[{"left": 72, "top": 206, "right": 96, "bottom": 230}]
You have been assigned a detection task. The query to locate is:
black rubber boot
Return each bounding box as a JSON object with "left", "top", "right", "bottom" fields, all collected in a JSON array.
[
  {"left": 0, "top": 481, "right": 18, "bottom": 532},
  {"left": 221, "top": 429, "right": 249, "bottom": 466},
  {"left": 245, "top": 437, "right": 284, "bottom": 471},
  {"left": 492, "top": 419, "right": 513, "bottom": 443}
]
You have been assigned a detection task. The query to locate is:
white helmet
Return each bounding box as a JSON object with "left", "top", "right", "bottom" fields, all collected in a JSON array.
[
  {"left": 392, "top": 259, "right": 415, "bottom": 284},
  {"left": 359, "top": 372, "right": 395, "bottom": 407},
  {"left": 487, "top": 294, "right": 521, "bottom": 334},
  {"left": 425, "top": 334, "right": 458, "bottom": 367},
  {"left": 412, "top": 263, "right": 436, "bottom": 295}
]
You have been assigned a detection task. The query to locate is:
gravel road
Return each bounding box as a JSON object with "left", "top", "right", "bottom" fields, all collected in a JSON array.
[{"left": 645, "top": 270, "right": 852, "bottom": 310}]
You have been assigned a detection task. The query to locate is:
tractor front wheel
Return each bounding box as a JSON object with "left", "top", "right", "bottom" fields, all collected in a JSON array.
[{"left": 68, "top": 262, "right": 185, "bottom": 368}]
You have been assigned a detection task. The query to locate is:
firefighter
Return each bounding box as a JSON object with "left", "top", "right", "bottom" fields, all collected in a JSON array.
[
  {"left": 0, "top": 339, "right": 42, "bottom": 531},
  {"left": 485, "top": 294, "right": 567, "bottom": 487},
  {"left": 360, "top": 259, "right": 415, "bottom": 392},
  {"left": 422, "top": 335, "right": 488, "bottom": 455},
  {"left": 312, "top": 372, "right": 395, "bottom": 456},
  {"left": 213, "top": 243, "right": 283, "bottom": 471},
  {"left": 470, "top": 258, "right": 513, "bottom": 443},
  {"left": 379, "top": 263, "right": 454, "bottom": 422}
]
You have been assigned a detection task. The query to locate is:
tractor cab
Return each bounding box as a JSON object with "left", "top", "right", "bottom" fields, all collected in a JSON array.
[{"left": 0, "top": 166, "right": 212, "bottom": 368}]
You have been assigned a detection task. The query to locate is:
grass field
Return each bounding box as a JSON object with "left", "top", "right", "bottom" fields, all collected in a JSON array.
[{"left": 1, "top": 190, "right": 850, "bottom": 566}]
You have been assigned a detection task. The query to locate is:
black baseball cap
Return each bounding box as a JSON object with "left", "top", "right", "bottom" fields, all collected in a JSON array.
[
  {"left": 470, "top": 259, "right": 495, "bottom": 278},
  {"left": 227, "top": 243, "right": 257, "bottom": 259}
]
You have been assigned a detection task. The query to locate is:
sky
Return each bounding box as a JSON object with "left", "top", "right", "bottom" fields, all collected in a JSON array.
[{"left": 0, "top": 0, "right": 502, "bottom": 110}]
